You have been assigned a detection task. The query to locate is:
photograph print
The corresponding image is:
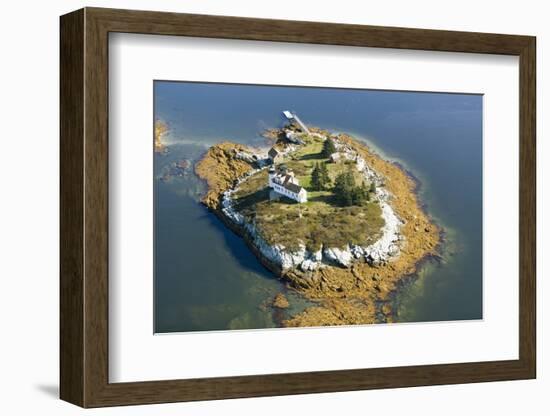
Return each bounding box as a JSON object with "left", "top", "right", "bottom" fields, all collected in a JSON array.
[{"left": 153, "top": 81, "right": 482, "bottom": 333}]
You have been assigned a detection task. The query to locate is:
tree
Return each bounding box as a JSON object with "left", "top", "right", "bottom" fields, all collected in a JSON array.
[
  {"left": 322, "top": 137, "right": 337, "bottom": 157},
  {"left": 334, "top": 172, "right": 370, "bottom": 206},
  {"left": 311, "top": 163, "right": 322, "bottom": 191},
  {"left": 333, "top": 171, "right": 355, "bottom": 206},
  {"left": 369, "top": 182, "right": 377, "bottom": 194},
  {"left": 311, "top": 162, "right": 331, "bottom": 191},
  {"left": 353, "top": 182, "right": 370, "bottom": 205},
  {"left": 319, "top": 162, "right": 331, "bottom": 188},
  {"left": 363, "top": 183, "right": 371, "bottom": 202}
]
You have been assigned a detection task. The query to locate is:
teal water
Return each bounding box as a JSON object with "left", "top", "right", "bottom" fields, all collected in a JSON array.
[{"left": 154, "top": 81, "right": 483, "bottom": 333}]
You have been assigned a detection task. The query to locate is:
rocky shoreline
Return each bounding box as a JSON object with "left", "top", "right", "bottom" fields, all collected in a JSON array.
[{"left": 195, "top": 130, "right": 441, "bottom": 327}]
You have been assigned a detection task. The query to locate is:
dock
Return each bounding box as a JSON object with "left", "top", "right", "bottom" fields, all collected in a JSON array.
[{"left": 282, "top": 110, "right": 310, "bottom": 135}]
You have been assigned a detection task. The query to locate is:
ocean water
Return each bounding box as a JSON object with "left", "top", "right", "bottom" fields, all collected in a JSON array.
[{"left": 154, "top": 81, "right": 483, "bottom": 333}]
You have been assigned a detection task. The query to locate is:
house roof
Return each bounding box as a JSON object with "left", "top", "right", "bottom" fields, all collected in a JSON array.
[
  {"left": 268, "top": 147, "right": 280, "bottom": 158},
  {"left": 284, "top": 182, "right": 304, "bottom": 194}
]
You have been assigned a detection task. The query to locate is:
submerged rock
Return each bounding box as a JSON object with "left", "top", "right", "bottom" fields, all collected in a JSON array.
[{"left": 273, "top": 293, "right": 290, "bottom": 309}]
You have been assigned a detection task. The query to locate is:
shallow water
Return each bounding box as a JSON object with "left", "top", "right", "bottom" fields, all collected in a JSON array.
[{"left": 154, "top": 81, "right": 482, "bottom": 333}]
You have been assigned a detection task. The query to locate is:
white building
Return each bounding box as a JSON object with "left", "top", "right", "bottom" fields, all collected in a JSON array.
[{"left": 268, "top": 167, "right": 307, "bottom": 203}]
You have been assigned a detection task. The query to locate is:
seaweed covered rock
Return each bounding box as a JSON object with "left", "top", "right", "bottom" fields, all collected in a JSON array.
[
  {"left": 195, "top": 142, "right": 255, "bottom": 210},
  {"left": 273, "top": 293, "right": 290, "bottom": 309}
]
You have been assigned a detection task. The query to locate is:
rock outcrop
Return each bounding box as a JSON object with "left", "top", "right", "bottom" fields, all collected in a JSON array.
[{"left": 195, "top": 142, "right": 256, "bottom": 210}]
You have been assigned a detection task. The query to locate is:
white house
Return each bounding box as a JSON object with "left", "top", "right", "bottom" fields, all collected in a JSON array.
[{"left": 268, "top": 167, "right": 307, "bottom": 203}]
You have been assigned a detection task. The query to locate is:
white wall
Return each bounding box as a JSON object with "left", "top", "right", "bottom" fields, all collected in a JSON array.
[{"left": 0, "top": 0, "right": 546, "bottom": 414}]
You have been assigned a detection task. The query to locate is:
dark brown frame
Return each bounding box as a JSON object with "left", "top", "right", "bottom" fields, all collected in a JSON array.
[{"left": 60, "top": 7, "right": 536, "bottom": 408}]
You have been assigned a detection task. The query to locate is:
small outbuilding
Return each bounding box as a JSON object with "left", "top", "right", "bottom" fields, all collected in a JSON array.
[{"left": 268, "top": 147, "right": 282, "bottom": 163}]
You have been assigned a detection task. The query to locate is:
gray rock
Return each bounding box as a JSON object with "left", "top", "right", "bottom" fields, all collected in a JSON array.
[
  {"left": 323, "top": 246, "right": 353, "bottom": 267},
  {"left": 300, "top": 259, "right": 319, "bottom": 272},
  {"left": 350, "top": 245, "right": 365, "bottom": 259}
]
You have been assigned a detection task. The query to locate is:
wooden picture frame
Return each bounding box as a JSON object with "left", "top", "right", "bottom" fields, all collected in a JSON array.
[{"left": 60, "top": 7, "right": 536, "bottom": 408}]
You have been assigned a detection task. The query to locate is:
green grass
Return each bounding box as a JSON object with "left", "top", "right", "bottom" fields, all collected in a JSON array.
[
  {"left": 231, "top": 142, "right": 384, "bottom": 252},
  {"left": 248, "top": 200, "right": 384, "bottom": 252},
  {"left": 232, "top": 170, "right": 269, "bottom": 199},
  {"left": 287, "top": 140, "right": 366, "bottom": 192}
]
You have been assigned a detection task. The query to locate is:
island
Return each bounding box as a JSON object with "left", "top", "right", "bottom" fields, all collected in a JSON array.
[{"left": 195, "top": 111, "right": 441, "bottom": 327}]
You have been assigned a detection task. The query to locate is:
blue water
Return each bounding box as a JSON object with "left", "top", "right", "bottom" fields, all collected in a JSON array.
[{"left": 154, "top": 81, "right": 483, "bottom": 333}]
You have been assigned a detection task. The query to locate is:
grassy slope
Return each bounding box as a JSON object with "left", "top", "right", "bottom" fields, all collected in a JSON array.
[{"left": 232, "top": 136, "right": 384, "bottom": 252}]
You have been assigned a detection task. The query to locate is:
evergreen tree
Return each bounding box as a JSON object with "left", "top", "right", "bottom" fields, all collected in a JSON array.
[
  {"left": 355, "top": 182, "right": 369, "bottom": 205},
  {"left": 334, "top": 171, "right": 356, "bottom": 206},
  {"left": 311, "top": 162, "right": 331, "bottom": 191},
  {"left": 334, "top": 173, "right": 371, "bottom": 206},
  {"left": 363, "top": 182, "right": 371, "bottom": 202},
  {"left": 311, "top": 163, "right": 322, "bottom": 191},
  {"left": 369, "top": 182, "right": 376, "bottom": 194},
  {"left": 319, "top": 162, "right": 331, "bottom": 188},
  {"left": 351, "top": 183, "right": 364, "bottom": 205},
  {"left": 322, "top": 137, "right": 337, "bottom": 157}
]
